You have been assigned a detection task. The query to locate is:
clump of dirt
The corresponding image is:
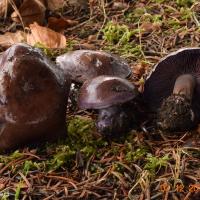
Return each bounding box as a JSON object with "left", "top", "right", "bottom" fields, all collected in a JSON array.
[{"left": 157, "top": 94, "right": 193, "bottom": 132}]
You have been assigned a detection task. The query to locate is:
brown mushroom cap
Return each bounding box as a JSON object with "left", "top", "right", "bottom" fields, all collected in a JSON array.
[
  {"left": 56, "top": 50, "right": 132, "bottom": 83},
  {"left": 143, "top": 48, "right": 200, "bottom": 115},
  {"left": 78, "top": 75, "right": 138, "bottom": 109},
  {"left": 0, "top": 43, "right": 70, "bottom": 150}
]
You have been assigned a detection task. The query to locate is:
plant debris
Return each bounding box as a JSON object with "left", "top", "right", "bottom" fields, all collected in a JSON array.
[{"left": 27, "top": 22, "right": 67, "bottom": 48}]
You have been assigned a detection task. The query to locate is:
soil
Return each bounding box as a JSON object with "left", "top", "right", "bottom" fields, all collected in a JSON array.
[{"left": 157, "top": 94, "right": 194, "bottom": 132}]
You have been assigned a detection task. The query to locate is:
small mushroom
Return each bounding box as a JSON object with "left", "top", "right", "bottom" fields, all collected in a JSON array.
[
  {"left": 56, "top": 49, "right": 132, "bottom": 83},
  {"left": 0, "top": 43, "right": 70, "bottom": 150},
  {"left": 142, "top": 48, "right": 200, "bottom": 131},
  {"left": 78, "top": 75, "right": 138, "bottom": 136}
]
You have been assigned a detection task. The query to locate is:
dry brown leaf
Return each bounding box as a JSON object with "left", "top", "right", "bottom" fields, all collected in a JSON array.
[
  {"left": 0, "top": 31, "right": 26, "bottom": 48},
  {"left": 47, "top": 0, "right": 64, "bottom": 11},
  {"left": 27, "top": 22, "right": 66, "bottom": 48},
  {"left": 11, "top": 0, "right": 46, "bottom": 26},
  {"left": 141, "top": 22, "right": 161, "bottom": 33},
  {"left": 48, "top": 17, "right": 78, "bottom": 33},
  {"left": 131, "top": 63, "right": 146, "bottom": 78}
]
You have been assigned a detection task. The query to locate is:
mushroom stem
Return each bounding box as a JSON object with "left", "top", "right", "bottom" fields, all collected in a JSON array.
[
  {"left": 173, "top": 74, "right": 196, "bottom": 100},
  {"left": 96, "top": 106, "right": 129, "bottom": 137},
  {"left": 96, "top": 103, "right": 136, "bottom": 137}
]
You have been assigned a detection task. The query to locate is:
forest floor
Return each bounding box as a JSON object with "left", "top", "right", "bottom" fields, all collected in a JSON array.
[{"left": 0, "top": 0, "right": 200, "bottom": 199}]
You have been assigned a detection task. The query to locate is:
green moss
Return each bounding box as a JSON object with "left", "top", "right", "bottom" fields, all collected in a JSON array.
[
  {"left": 144, "top": 154, "right": 169, "bottom": 175},
  {"left": 165, "top": 18, "right": 181, "bottom": 30},
  {"left": 102, "top": 21, "right": 134, "bottom": 45},
  {"left": 125, "top": 8, "right": 146, "bottom": 23},
  {"left": 110, "top": 145, "right": 121, "bottom": 155},
  {"left": 81, "top": 146, "right": 96, "bottom": 157},
  {"left": 14, "top": 183, "right": 22, "bottom": 200},
  {"left": 1, "top": 192, "right": 9, "bottom": 200},
  {"left": 0, "top": 150, "right": 23, "bottom": 164},
  {"left": 42, "top": 116, "right": 108, "bottom": 170},
  {"left": 22, "top": 160, "right": 39, "bottom": 175},
  {"left": 67, "top": 116, "right": 96, "bottom": 147},
  {"left": 176, "top": 0, "right": 195, "bottom": 7},
  {"left": 104, "top": 43, "right": 143, "bottom": 59},
  {"left": 67, "top": 116, "right": 108, "bottom": 149},
  {"left": 124, "top": 141, "right": 149, "bottom": 162},
  {"left": 34, "top": 42, "right": 55, "bottom": 58},
  {"left": 179, "top": 7, "right": 193, "bottom": 20},
  {"left": 112, "top": 162, "right": 125, "bottom": 172},
  {"left": 47, "top": 145, "right": 76, "bottom": 170},
  {"left": 141, "top": 13, "right": 163, "bottom": 25},
  {"left": 34, "top": 40, "right": 77, "bottom": 59}
]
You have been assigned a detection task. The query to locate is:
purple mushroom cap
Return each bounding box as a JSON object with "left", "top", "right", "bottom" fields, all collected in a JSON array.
[
  {"left": 56, "top": 50, "right": 132, "bottom": 83},
  {"left": 0, "top": 43, "right": 70, "bottom": 150},
  {"left": 78, "top": 75, "right": 138, "bottom": 109},
  {"left": 143, "top": 48, "right": 200, "bottom": 117}
]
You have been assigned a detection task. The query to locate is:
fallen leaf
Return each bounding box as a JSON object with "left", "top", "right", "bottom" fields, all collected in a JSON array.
[
  {"left": 141, "top": 22, "right": 161, "bottom": 33},
  {"left": 47, "top": 0, "right": 64, "bottom": 11},
  {"left": 88, "top": 34, "right": 96, "bottom": 42},
  {"left": 27, "top": 22, "right": 66, "bottom": 48},
  {"left": 131, "top": 63, "right": 147, "bottom": 78},
  {"left": 11, "top": 0, "right": 46, "bottom": 26},
  {"left": 0, "top": 31, "right": 26, "bottom": 48},
  {"left": 48, "top": 17, "right": 78, "bottom": 33}
]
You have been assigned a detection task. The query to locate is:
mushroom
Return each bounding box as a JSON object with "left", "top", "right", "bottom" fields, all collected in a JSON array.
[
  {"left": 56, "top": 50, "right": 132, "bottom": 111},
  {"left": 78, "top": 75, "right": 138, "bottom": 136},
  {"left": 0, "top": 43, "right": 70, "bottom": 150},
  {"left": 56, "top": 49, "right": 132, "bottom": 83},
  {"left": 142, "top": 48, "right": 200, "bottom": 131}
]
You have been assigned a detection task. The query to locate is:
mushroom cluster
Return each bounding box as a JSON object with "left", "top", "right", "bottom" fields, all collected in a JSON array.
[
  {"left": 0, "top": 45, "right": 138, "bottom": 151},
  {"left": 142, "top": 48, "right": 200, "bottom": 132},
  {"left": 56, "top": 49, "right": 139, "bottom": 137},
  {"left": 56, "top": 49, "right": 133, "bottom": 111},
  {"left": 1, "top": 43, "right": 199, "bottom": 151}
]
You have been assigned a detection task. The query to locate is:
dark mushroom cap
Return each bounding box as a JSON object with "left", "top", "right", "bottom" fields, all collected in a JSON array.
[
  {"left": 0, "top": 43, "right": 70, "bottom": 150},
  {"left": 56, "top": 50, "right": 132, "bottom": 83},
  {"left": 143, "top": 48, "right": 200, "bottom": 116},
  {"left": 78, "top": 75, "right": 138, "bottom": 109}
]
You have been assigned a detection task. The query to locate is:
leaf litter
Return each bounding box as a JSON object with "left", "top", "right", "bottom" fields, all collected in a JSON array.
[{"left": 0, "top": 0, "right": 200, "bottom": 199}]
